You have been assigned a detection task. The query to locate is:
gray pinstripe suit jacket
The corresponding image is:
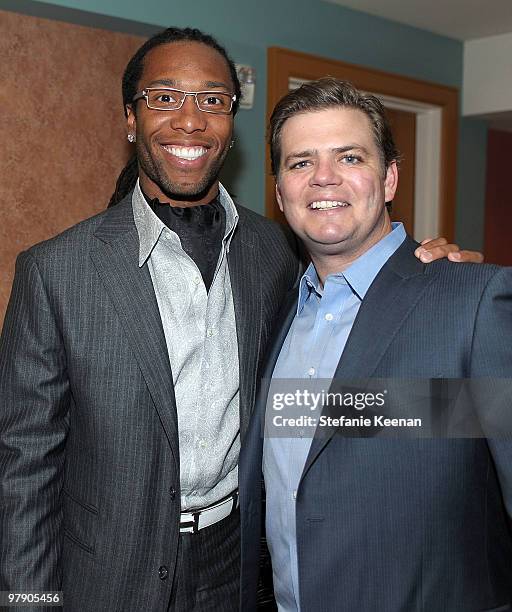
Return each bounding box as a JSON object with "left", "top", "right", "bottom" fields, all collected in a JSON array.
[
  {"left": 0, "top": 192, "right": 299, "bottom": 611},
  {"left": 240, "top": 236, "right": 512, "bottom": 612}
]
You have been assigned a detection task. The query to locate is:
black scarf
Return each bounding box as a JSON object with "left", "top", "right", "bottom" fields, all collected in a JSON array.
[{"left": 143, "top": 192, "right": 226, "bottom": 292}]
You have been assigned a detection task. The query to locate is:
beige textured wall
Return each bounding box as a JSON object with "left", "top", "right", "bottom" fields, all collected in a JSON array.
[{"left": 0, "top": 10, "right": 145, "bottom": 323}]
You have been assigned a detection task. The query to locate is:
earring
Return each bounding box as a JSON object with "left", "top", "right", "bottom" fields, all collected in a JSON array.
[
  {"left": 229, "top": 139, "right": 235, "bottom": 149},
  {"left": 127, "top": 134, "right": 136, "bottom": 143}
]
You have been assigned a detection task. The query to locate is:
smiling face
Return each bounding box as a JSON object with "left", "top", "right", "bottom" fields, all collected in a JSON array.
[
  {"left": 276, "top": 107, "right": 398, "bottom": 278},
  {"left": 126, "top": 41, "right": 234, "bottom": 205}
]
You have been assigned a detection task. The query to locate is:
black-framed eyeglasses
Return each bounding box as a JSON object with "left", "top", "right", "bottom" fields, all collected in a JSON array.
[{"left": 132, "top": 87, "right": 236, "bottom": 115}]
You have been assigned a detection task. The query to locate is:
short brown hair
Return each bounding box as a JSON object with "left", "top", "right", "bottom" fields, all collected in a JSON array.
[{"left": 269, "top": 77, "right": 399, "bottom": 176}]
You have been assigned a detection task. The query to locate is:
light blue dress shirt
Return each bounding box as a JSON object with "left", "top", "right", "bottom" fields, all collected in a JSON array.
[{"left": 263, "top": 223, "right": 407, "bottom": 611}]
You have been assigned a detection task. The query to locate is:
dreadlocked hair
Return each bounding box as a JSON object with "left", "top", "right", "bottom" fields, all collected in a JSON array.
[{"left": 108, "top": 155, "right": 139, "bottom": 208}]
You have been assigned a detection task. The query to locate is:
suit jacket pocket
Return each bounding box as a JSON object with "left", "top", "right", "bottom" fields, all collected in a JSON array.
[{"left": 62, "top": 489, "right": 98, "bottom": 555}]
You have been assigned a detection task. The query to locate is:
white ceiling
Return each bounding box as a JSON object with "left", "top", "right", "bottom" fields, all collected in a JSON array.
[{"left": 324, "top": 0, "right": 512, "bottom": 41}]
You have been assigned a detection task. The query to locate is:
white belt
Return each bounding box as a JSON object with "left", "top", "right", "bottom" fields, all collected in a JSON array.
[{"left": 179, "top": 490, "right": 239, "bottom": 534}]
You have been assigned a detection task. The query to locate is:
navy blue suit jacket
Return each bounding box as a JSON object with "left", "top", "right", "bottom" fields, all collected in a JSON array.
[{"left": 240, "top": 236, "right": 512, "bottom": 612}]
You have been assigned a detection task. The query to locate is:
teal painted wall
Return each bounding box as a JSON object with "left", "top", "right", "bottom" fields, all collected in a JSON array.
[
  {"left": 2, "top": 0, "right": 486, "bottom": 246},
  {"left": 455, "top": 118, "right": 488, "bottom": 250}
]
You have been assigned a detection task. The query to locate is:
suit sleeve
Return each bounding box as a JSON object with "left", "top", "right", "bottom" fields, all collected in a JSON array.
[
  {"left": 0, "top": 250, "right": 70, "bottom": 591},
  {"left": 469, "top": 267, "right": 512, "bottom": 517}
]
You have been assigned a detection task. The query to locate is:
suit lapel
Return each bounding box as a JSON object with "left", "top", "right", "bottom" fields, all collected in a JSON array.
[
  {"left": 90, "top": 196, "right": 179, "bottom": 464},
  {"left": 258, "top": 290, "right": 299, "bottom": 414},
  {"left": 302, "top": 237, "right": 436, "bottom": 478},
  {"left": 228, "top": 222, "right": 264, "bottom": 439},
  {"left": 242, "top": 290, "right": 298, "bottom": 475}
]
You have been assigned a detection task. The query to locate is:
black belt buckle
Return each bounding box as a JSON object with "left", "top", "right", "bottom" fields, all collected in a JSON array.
[
  {"left": 230, "top": 490, "right": 239, "bottom": 514},
  {"left": 179, "top": 512, "right": 200, "bottom": 534},
  {"left": 179, "top": 489, "right": 238, "bottom": 534}
]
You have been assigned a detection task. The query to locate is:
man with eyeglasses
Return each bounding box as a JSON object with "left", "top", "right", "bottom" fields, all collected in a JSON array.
[{"left": 0, "top": 26, "right": 481, "bottom": 612}]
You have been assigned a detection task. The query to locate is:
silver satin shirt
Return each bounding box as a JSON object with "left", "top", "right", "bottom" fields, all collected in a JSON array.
[{"left": 132, "top": 181, "right": 240, "bottom": 511}]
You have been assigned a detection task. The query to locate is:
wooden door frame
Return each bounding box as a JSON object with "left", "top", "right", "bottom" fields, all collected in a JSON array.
[{"left": 266, "top": 47, "right": 459, "bottom": 241}]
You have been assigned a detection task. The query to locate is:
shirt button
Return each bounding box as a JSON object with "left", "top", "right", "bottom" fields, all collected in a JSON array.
[
  {"left": 206, "top": 329, "right": 213, "bottom": 338},
  {"left": 194, "top": 276, "right": 201, "bottom": 285},
  {"left": 325, "top": 313, "right": 334, "bottom": 321},
  {"left": 199, "top": 439, "right": 207, "bottom": 448},
  {"left": 293, "top": 490, "right": 297, "bottom": 500},
  {"left": 158, "top": 566, "right": 169, "bottom": 580},
  {"left": 169, "top": 487, "right": 176, "bottom": 500},
  {"left": 308, "top": 367, "right": 315, "bottom": 376}
]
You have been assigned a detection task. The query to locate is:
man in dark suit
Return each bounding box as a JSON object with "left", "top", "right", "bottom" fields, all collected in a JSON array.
[{"left": 240, "top": 78, "right": 512, "bottom": 612}]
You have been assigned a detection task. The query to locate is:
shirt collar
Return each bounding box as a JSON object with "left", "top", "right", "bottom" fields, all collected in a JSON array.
[
  {"left": 296, "top": 222, "right": 406, "bottom": 313},
  {"left": 132, "top": 179, "right": 239, "bottom": 267}
]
